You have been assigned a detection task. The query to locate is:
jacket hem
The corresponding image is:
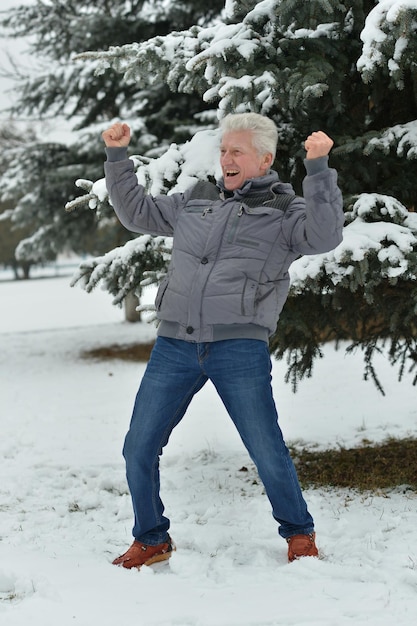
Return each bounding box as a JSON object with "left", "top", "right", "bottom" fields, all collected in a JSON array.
[{"left": 157, "top": 320, "right": 269, "bottom": 343}]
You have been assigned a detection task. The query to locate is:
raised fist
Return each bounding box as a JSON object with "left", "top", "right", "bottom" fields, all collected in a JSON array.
[
  {"left": 102, "top": 122, "right": 131, "bottom": 148},
  {"left": 304, "top": 131, "right": 334, "bottom": 160}
]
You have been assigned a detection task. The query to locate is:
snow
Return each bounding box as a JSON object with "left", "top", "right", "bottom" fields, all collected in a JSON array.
[
  {"left": 357, "top": 0, "right": 417, "bottom": 78},
  {"left": 365, "top": 121, "right": 417, "bottom": 159},
  {"left": 1, "top": 272, "right": 417, "bottom": 625},
  {"left": 289, "top": 193, "right": 417, "bottom": 289}
]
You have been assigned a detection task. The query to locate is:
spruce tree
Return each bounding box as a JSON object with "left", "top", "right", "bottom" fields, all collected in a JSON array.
[
  {"left": 0, "top": 123, "right": 36, "bottom": 278},
  {"left": 0, "top": 0, "right": 224, "bottom": 272},
  {"left": 66, "top": 0, "right": 417, "bottom": 390}
]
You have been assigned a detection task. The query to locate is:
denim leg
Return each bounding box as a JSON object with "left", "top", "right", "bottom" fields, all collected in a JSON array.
[
  {"left": 205, "top": 339, "right": 315, "bottom": 539},
  {"left": 123, "top": 337, "right": 207, "bottom": 545}
]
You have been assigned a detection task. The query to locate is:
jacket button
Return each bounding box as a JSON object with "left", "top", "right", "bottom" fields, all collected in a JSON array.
[
  {"left": 201, "top": 257, "right": 208, "bottom": 264},
  {"left": 186, "top": 326, "right": 194, "bottom": 334}
]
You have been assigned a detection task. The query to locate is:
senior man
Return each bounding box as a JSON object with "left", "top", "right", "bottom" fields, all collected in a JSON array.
[{"left": 102, "top": 112, "right": 344, "bottom": 568}]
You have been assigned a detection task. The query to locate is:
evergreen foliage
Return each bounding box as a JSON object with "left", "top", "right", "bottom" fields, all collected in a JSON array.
[
  {"left": 270, "top": 193, "right": 417, "bottom": 393},
  {"left": 0, "top": 123, "right": 36, "bottom": 277},
  {"left": 0, "top": 0, "right": 224, "bottom": 268},
  {"left": 70, "top": 234, "right": 169, "bottom": 311},
  {"left": 1, "top": 0, "right": 224, "bottom": 130},
  {"left": 66, "top": 0, "right": 417, "bottom": 390}
]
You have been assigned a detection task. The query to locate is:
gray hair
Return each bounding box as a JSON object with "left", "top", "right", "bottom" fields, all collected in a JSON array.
[{"left": 219, "top": 112, "right": 278, "bottom": 160}]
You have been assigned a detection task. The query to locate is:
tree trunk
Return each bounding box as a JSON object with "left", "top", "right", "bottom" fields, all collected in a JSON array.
[{"left": 124, "top": 291, "right": 141, "bottom": 323}]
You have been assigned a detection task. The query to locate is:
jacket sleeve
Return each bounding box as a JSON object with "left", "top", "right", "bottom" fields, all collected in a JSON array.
[
  {"left": 282, "top": 156, "right": 345, "bottom": 255},
  {"left": 104, "top": 147, "right": 186, "bottom": 236}
]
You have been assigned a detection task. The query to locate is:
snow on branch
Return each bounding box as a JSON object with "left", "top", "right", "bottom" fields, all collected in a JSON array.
[
  {"left": 73, "top": 0, "right": 350, "bottom": 115},
  {"left": 290, "top": 193, "right": 417, "bottom": 295},
  {"left": 75, "top": 26, "right": 202, "bottom": 94},
  {"left": 186, "top": 23, "right": 259, "bottom": 70},
  {"left": 203, "top": 71, "right": 277, "bottom": 113},
  {"left": 363, "top": 121, "right": 417, "bottom": 159},
  {"left": 15, "top": 224, "right": 57, "bottom": 262},
  {"left": 68, "top": 129, "right": 221, "bottom": 214},
  {"left": 70, "top": 235, "right": 170, "bottom": 306},
  {"left": 357, "top": 0, "right": 417, "bottom": 85}
]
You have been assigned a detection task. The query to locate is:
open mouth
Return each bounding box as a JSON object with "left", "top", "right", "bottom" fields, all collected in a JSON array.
[{"left": 226, "top": 170, "right": 239, "bottom": 178}]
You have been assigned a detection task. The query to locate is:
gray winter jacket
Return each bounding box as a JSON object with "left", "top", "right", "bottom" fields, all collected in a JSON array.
[{"left": 104, "top": 148, "right": 344, "bottom": 343}]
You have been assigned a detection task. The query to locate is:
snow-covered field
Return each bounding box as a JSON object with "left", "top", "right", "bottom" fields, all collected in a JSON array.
[{"left": 1, "top": 274, "right": 417, "bottom": 626}]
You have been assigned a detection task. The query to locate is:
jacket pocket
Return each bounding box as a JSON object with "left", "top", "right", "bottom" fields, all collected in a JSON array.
[
  {"left": 228, "top": 205, "right": 276, "bottom": 249},
  {"left": 184, "top": 200, "right": 214, "bottom": 218},
  {"left": 155, "top": 275, "right": 169, "bottom": 311},
  {"left": 241, "top": 278, "right": 258, "bottom": 316}
]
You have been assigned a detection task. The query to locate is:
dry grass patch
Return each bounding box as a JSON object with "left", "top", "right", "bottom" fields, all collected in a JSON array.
[
  {"left": 291, "top": 437, "right": 417, "bottom": 491},
  {"left": 81, "top": 341, "right": 154, "bottom": 362}
]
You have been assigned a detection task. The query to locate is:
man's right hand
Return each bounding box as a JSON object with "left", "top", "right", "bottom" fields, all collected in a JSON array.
[{"left": 102, "top": 122, "right": 131, "bottom": 148}]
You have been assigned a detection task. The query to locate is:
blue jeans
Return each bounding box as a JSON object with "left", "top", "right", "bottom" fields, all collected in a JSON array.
[{"left": 122, "top": 337, "right": 315, "bottom": 544}]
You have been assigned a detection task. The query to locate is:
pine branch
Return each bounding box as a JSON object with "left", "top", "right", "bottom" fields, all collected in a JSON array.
[{"left": 65, "top": 192, "right": 97, "bottom": 213}]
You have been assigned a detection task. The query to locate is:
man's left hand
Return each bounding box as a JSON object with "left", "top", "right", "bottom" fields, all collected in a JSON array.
[{"left": 304, "top": 131, "right": 334, "bottom": 160}]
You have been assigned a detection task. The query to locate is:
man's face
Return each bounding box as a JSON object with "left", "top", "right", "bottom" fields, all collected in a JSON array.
[{"left": 220, "top": 130, "right": 273, "bottom": 191}]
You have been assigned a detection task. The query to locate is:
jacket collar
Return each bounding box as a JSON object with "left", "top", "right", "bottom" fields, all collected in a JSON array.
[{"left": 217, "top": 170, "right": 280, "bottom": 199}]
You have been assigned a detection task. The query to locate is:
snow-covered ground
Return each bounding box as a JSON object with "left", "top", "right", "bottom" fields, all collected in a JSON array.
[{"left": 1, "top": 274, "right": 417, "bottom": 626}]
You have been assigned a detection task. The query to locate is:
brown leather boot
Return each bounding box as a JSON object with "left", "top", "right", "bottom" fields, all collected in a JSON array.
[
  {"left": 112, "top": 536, "right": 175, "bottom": 569},
  {"left": 287, "top": 532, "right": 318, "bottom": 562}
]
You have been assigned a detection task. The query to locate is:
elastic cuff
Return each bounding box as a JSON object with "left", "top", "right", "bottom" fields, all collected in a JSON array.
[
  {"left": 304, "top": 155, "right": 329, "bottom": 176},
  {"left": 105, "top": 146, "right": 129, "bottom": 162}
]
